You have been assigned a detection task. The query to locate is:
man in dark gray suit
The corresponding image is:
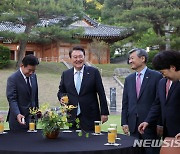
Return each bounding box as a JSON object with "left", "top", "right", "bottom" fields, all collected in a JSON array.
[
  {"left": 57, "top": 46, "right": 109, "bottom": 131},
  {"left": 138, "top": 50, "right": 180, "bottom": 139},
  {"left": 121, "top": 48, "right": 162, "bottom": 154},
  {"left": 6, "top": 55, "right": 39, "bottom": 131}
]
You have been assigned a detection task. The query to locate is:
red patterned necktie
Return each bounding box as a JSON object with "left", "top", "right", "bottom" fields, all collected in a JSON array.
[
  {"left": 166, "top": 79, "right": 171, "bottom": 98},
  {"left": 136, "top": 73, "right": 141, "bottom": 98}
]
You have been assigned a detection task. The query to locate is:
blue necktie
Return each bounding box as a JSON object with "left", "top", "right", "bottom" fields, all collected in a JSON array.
[
  {"left": 75, "top": 71, "right": 81, "bottom": 115},
  {"left": 75, "top": 71, "right": 81, "bottom": 94}
]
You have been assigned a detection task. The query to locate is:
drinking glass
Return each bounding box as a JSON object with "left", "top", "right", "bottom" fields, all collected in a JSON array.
[
  {"left": 110, "top": 124, "right": 117, "bottom": 138},
  {"left": 29, "top": 118, "right": 35, "bottom": 131},
  {"left": 0, "top": 121, "right": 4, "bottom": 134},
  {"left": 61, "top": 93, "right": 69, "bottom": 104},
  {"left": 94, "top": 121, "right": 101, "bottom": 134},
  {"left": 108, "top": 128, "right": 116, "bottom": 144}
]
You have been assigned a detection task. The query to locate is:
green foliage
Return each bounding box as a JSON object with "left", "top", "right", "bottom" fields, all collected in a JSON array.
[
  {"left": 83, "top": 0, "right": 104, "bottom": 21},
  {"left": 147, "top": 50, "right": 159, "bottom": 69},
  {"left": 135, "top": 28, "right": 165, "bottom": 49},
  {"left": 0, "top": 45, "right": 10, "bottom": 69},
  {"left": 0, "top": 0, "right": 84, "bottom": 65},
  {"left": 102, "top": 0, "right": 180, "bottom": 50}
]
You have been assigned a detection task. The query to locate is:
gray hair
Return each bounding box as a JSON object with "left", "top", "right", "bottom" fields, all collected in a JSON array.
[{"left": 128, "top": 48, "right": 148, "bottom": 63}]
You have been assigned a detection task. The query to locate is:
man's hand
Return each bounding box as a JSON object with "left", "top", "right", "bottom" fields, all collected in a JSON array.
[
  {"left": 156, "top": 125, "right": 163, "bottom": 137},
  {"left": 175, "top": 133, "right": 180, "bottom": 139},
  {"left": 17, "top": 114, "right": 26, "bottom": 125},
  {"left": 101, "top": 115, "right": 108, "bottom": 124},
  {"left": 138, "top": 122, "right": 149, "bottom": 134},
  {"left": 122, "top": 125, "right": 129, "bottom": 135}
]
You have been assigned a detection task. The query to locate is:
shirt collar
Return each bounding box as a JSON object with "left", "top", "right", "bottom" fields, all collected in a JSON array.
[
  {"left": 74, "top": 65, "right": 85, "bottom": 75},
  {"left": 136, "top": 66, "right": 147, "bottom": 76},
  {"left": 20, "top": 67, "right": 27, "bottom": 80}
]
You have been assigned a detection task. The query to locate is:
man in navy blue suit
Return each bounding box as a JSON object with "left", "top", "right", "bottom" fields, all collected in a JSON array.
[
  {"left": 121, "top": 48, "right": 162, "bottom": 154},
  {"left": 6, "top": 55, "right": 39, "bottom": 131},
  {"left": 57, "top": 46, "right": 109, "bottom": 131},
  {"left": 138, "top": 50, "right": 180, "bottom": 139}
]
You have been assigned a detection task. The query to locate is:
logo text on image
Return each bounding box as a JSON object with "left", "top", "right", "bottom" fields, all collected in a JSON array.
[{"left": 133, "top": 139, "right": 180, "bottom": 147}]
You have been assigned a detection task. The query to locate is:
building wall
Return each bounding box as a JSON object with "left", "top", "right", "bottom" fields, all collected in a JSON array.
[{"left": 0, "top": 39, "right": 110, "bottom": 64}]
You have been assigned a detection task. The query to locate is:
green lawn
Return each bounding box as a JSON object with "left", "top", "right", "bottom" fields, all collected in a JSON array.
[{"left": 95, "top": 64, "right": 130, "bottom": 77}]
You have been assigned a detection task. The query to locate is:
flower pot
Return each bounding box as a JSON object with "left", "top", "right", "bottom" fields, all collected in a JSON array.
[{"left": 45, "top": 130, "right": 59, "bottom": 139}]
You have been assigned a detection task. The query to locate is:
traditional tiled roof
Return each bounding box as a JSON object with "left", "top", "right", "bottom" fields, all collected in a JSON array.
[
  {"left": 0, "top": 15, "right": 133, "bottom": 42},
  {"left": 71, "top": 15, "right": 133, "bottom": 41}
]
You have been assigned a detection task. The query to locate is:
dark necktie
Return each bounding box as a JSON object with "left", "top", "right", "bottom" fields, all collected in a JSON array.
[{"left": 26, "top": 77, "right": 32, "bottom": 95}]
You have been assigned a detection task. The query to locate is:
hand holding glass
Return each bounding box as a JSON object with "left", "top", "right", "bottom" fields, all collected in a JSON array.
[{"left": 61, "top": 94, "right": 69, "bottom": 104}]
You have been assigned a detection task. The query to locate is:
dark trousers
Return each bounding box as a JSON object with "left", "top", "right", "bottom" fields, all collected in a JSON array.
[{"left": 130, "top": 117, "right": 160, "bottom": 154}]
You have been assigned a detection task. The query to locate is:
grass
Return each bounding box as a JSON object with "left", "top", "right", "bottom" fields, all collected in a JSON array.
[
  {"left": 95, "top": 64, "right": 130, "bottom": 77},
  {"left": 1, "top": 61, "right": 127, "bottom": 133}
]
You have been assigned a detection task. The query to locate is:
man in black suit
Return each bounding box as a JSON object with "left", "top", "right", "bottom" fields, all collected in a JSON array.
[
  {"left": 138, "top": 50, "right": 180, "bottom": 139},
  {"left": 57, "top": 46, "right": 109, "bottom": 131},
  {"left": 121, "top": 48, "right": 162, "bottom": 154},
  {"left": 6, "top": 55, "right": 39, "bottom": 131}
]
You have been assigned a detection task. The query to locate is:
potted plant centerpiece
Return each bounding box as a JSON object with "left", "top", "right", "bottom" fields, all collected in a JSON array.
[{"left": 39, "top": 103, "right": 76, "bottom": 139}]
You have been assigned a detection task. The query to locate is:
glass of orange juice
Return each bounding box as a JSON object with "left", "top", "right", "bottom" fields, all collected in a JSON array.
[
  {"left": 94, "top": 121, "right": 101, "bottom": 134},
  {"left": 0, "top": 121, "right": 4, "bottom": 134},
  {"left": 29, "top": 118, "right": 35, "bottom": 131},
  {"left": 61, "top": 94, "right": 69, "bottom": 104},
  {"left": 108, "top": 128, "right": 116, "bottom": 144},
  {"left": 110, "top": 124, "right": 117, "bottom": 138}
]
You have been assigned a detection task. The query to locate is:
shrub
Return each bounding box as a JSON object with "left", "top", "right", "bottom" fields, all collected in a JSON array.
[
  {"left": 147, "top": 50, "right": 159, "bottom": 69},
  {"left": 0, "top": 45, "right": 10, "bottom": 69}
]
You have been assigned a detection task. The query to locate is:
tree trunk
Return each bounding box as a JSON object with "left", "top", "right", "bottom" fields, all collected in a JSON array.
[{"left": 16, "top": 25, "right": 32, "bottom": 68}]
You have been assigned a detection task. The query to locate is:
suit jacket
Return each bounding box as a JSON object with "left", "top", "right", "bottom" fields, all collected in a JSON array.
[
  {"left": 146, "top": 79, "right": 180, "bottom": 137},
  {"left": 121, "top": 68, "right": 162, "bottom": 133},
  {"left": 6, "top": 69, "right": 39, "bottom": 130},
  {"left": 57, "top": 65, "right": 109, "bottom": 130}
]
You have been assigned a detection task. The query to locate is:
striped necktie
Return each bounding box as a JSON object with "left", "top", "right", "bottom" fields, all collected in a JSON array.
[
  {"left": 136, "top": 73, "right": 141, "bottom": 98},
  {"left": 75, "top": 71, "right": 82, "bottom": 115}
]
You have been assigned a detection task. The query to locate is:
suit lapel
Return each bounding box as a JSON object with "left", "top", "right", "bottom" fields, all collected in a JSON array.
[
  {"left": 161, "top": 79, "right": 166, "bottom": 103},
  {"left": 138, "top": 69, "right": 150, "bottom": 99},
  {"left": 132, "top": 73, "right": 137, "bottom": 98},
  {"left": 166, "top": 81, "right": 179, "bottom": 102},
  {"left": 17, "top": 70, "right": 31, "bottom": 95},
  {"left": 79, "top": 66, "right": 89, "bottom": 94},
  {"left": 69, "top": 68, "right": 77, "bottom": 95}
]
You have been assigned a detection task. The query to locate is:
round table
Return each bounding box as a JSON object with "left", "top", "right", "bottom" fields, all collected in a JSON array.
[{"left": 0, "top": 130, "right": 143, "bottom": 154}]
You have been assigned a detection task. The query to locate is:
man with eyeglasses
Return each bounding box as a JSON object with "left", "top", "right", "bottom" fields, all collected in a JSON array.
[
  {"left": 57, "top": 46, "right": 109, "bottom": 131},
  {"left": 121, "top": 48, "right": 162, "bottom": 154}
]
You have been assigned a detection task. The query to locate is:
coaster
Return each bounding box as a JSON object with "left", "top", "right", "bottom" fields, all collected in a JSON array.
[
  {"left": 75, "top": 130, "right": 82, "bottom": 133},
  {"left": 91, "top": 133, "right": 104, "bottom": 136},
  {"left": 27, "top": 130, "right": 37, "bottom": 133},
  {"left": 104, "top": 143, "right": 120, "bottom": 146},
  {"left": 0, "top": 132, "right": 7, "bottom": 135},
  {"left": 62, "top": 130, "right": 72, "bottom": 133}
]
